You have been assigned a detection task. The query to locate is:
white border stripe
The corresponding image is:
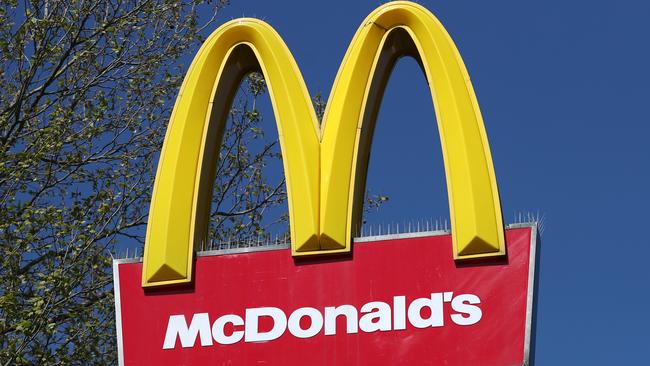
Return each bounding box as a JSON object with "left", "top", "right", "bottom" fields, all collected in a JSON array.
[
  {"left": 508, "top": 222, "right": 539, "bottom": 366},
  {"left": 112, "top": 261, "right": 125, "bottom": 366},
  {"left": 526, "top": 223, "right": 539, "bottom": 366}
]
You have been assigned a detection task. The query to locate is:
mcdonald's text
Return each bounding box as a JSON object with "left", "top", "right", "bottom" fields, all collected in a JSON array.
[{"left": 163, "top": 292, "right": 482, "bottom": 349}]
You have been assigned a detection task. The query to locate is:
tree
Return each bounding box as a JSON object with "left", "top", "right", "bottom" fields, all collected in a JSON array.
[
  {"left": 0, "top": 1, "right": 231, "bottom": 364},
  {"left": 206, "top": 72, "right": 291, "bottom": 247}
]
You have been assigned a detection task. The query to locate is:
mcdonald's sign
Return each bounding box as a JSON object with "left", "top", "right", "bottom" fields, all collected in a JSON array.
[{"left": 113, "top": 2, "right": 539, "bottom": 365}]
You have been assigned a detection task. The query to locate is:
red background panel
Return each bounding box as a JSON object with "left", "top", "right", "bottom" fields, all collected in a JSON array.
[{"left": 115, "top": 227, "right": 535, "bottom": 365}]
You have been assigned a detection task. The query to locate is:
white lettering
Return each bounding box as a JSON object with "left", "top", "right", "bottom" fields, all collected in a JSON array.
[
  {"left": 324, "top": 305, "right": 358, "bottom": 335},
  {"left": 244, "top": 307, "right": 287, "bottom": 342},
  {"left": 161, "top": 292, "right": 484, "bottom": 349},
  {"left": 163, "top": 313, "right": 213, "bottom": 349},
  {"left": 212, "top": 314, "right": 244, "bottom": 345},
  {"left": 359, "top": 301, "right": 392, "bottom": 332},
  {"left": 393, "top": 296, "right": 406, "bottom": 330},
  {"left": 450, "top": 294, "right": 482, "bottom": 325},
  {"left": 407, "top": 293, "right": 444, "bottom": 328},
  {"left": 288, "top": 307, "right": 323, "bottom": 338}
]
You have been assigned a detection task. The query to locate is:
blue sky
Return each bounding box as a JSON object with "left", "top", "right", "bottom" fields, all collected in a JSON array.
[{"left": 205, "top": 1, "right": 650, "bottom": 364}]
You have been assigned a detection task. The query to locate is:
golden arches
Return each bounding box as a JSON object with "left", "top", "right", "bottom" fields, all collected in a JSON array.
[{"left": 142, "top": 1, "right": 504, "bottom": 287}]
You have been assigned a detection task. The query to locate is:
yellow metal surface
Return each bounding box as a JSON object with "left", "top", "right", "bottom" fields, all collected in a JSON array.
[
  {"left": 319, "top": 2, "right": 505, "bottom": 259},
  {"left": 141, "top": 20, "right": 321, "bottom": 287},
  {"left": 142, "top": 1, "right": 505, "bottom": 287}
]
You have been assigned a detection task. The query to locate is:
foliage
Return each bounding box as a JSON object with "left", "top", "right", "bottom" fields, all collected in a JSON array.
[
  {"left": 0, "top": 0, "right": 228, "bottom": 364},
  {"left": 207, "top": 72, "right": 290, "bottom": 246}
]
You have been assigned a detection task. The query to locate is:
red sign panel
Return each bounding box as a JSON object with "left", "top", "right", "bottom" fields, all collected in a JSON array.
[{"left": 114, "top": 225, "right": 538, "bottom": 365}]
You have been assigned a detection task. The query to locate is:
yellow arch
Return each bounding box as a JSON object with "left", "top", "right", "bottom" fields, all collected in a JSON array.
[
  {"left": 142, "top": 1, "right": 505, "bottom": 287},
  {"left": 319, "top": 2, "right": 505, "bottom": 259},
  {"left": 141, "top": 20, "right": 321, "bottom": 287}
]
